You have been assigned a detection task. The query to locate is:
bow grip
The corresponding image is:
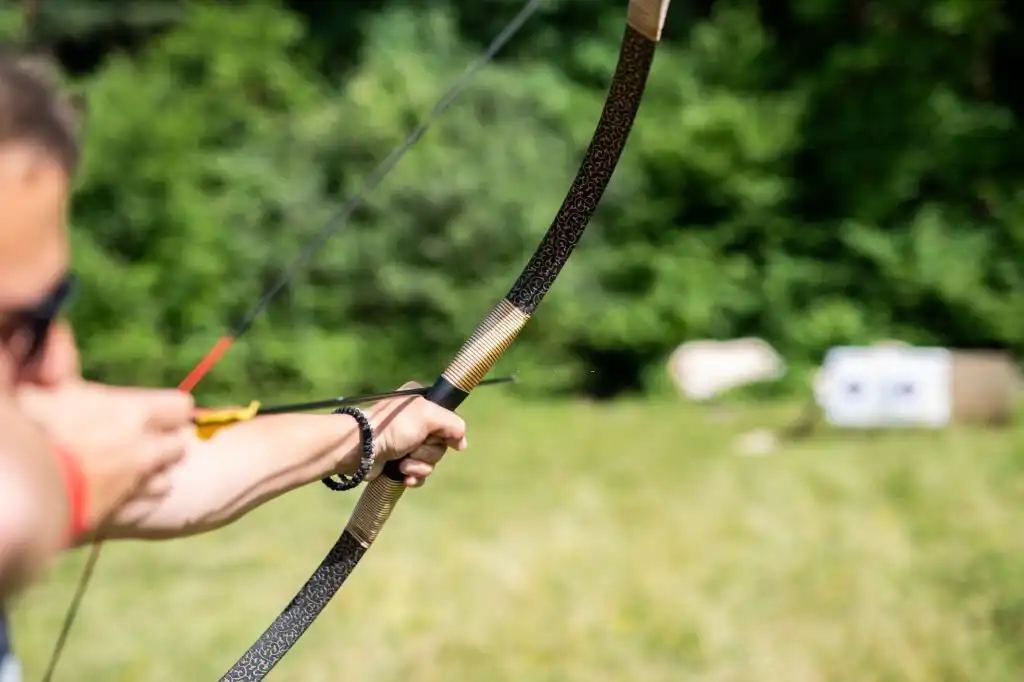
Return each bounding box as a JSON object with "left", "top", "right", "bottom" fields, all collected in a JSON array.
[{"left": 380, "top": 375, "right": 469, "bottom": 482}]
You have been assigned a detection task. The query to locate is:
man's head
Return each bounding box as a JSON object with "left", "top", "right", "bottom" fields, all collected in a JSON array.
[{"left": 0, "top": 51, "right": 82, "bottom": 389}]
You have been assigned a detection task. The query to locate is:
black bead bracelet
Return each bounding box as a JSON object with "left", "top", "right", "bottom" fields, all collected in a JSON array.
[{"left": 321, "top": 406, "right": 376, "bottom": 491}]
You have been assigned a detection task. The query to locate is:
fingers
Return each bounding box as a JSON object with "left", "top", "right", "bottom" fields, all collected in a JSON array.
[
  {"left": 421, "top": 402, "right": 467, "bottom": 450},
  {"left": 125, "top": 431, "right": 186, "bottom": 505},
  {"left": 398, "top": 461, "right": 430, "bottom": 489},
  {"left": 138, "top": 469, "right": 174, "bottom": 498},
  {"left": 145, "top": 431, "right": 188, "bottom": 472},
  {"left": 407, "top": 442, "right": 447, "bottom": 466},
  {"left": 398, "top": 457, "right": 434, "bottom": 479},
  {"left": 394, "top": 442, "right": 449, "bottom": 487},
  {"left": 391, "top": 394, "right": 466, "bottom": 447},
  {"left": 371, "top": 383, "right": 469, "bottom": 489},
  {"left": 144, "top": 390, "right": 196, "bottom": 431}
]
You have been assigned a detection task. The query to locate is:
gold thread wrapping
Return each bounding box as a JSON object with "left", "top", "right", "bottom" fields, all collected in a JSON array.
[
  {"left": 345, "top": 475, "right": 407, "bottom": 547},
  {"left": 441, "top": 298, "right": 530, "bottom": 392},
  {"left": 345, "top": 299, "right": 527, "bottom": 547},
  {"left": 627, "top": 0, "right": 670, "bottom": 41}
]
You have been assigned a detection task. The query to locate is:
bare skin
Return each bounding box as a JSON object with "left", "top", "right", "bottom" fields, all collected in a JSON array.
[
  {"left": 19, "top": 378, "right": 466, "bottom": 541},
  {"left": 0, "top": 396, "right": 67, "bottom": 601},
  {"left": 2, "top": 142, "right": 466, "bottom": 568},
  {"left": 0, "top": 145, "right": 86, "bottom": 599}
]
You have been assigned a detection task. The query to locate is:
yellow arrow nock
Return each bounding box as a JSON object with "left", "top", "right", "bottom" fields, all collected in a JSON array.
[{"left": 193, "top": 400, "right": 261, "bottom": 440}]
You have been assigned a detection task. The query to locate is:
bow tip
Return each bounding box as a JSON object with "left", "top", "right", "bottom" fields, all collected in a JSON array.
[{"left": 627, "top": 0, "right": 671, "bottom": 42}]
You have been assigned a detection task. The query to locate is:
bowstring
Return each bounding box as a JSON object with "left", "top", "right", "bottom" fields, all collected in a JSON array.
[{"left": 40, "top": 0, "right": 544, "bottom": 679}]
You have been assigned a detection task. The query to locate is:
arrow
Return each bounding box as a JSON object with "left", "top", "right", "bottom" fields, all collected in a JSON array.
[{"left": 191, "top": 376, "right": 515, "bottom": 439}]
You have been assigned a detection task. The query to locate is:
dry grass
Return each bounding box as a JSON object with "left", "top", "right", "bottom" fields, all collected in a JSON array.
[{"left": 10, "top": 395, "right": 1024, "bottom": 681}]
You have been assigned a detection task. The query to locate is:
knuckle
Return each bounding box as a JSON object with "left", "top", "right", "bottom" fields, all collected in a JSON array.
[{"left": 168, "top": 390, "right": 195, "bottom": 412}]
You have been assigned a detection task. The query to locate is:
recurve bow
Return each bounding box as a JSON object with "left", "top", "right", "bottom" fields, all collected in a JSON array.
[{"left": 220, "top": 2, "right": 671, "bottom": 679}]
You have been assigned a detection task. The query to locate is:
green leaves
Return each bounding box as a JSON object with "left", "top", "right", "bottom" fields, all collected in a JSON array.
[{"left": 59, "top": 0, "right": 1024, "bottom": 399}]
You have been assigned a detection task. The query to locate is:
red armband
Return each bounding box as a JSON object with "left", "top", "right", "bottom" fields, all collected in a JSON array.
[{"left": 51, "top": 444, "right": 89, "bottom": 546}]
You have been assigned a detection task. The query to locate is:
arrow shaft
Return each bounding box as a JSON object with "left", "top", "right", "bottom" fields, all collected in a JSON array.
[{"left": 255, "top": 376, "right": 514, "bottom": 415}]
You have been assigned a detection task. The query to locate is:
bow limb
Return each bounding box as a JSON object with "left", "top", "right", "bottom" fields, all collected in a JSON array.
[{"left": 219, "top": 2, "right": 671, "bottom": 679}]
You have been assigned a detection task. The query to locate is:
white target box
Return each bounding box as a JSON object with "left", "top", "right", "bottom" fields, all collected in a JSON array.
[{"left": 814, "top": 346, "right": 1017, "bottom": 429}]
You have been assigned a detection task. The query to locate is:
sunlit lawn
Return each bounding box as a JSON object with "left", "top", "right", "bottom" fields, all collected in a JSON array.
[{"left": 12, "top": 395, "right": 1024, "bottom": 682}]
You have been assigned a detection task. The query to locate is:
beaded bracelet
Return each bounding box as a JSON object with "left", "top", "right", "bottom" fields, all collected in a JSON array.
[{"left": 321, "top": 406, "right": 376, "bottom": 491}]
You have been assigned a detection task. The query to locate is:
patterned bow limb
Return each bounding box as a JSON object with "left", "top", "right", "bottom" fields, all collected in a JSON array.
[{"left": 220, "top": 1, "right": 671, "bottom": 679}]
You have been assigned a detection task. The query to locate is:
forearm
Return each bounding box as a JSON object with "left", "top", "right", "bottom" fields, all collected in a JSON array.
[
  {"left": 97, "top": 413, "right": 362, "bottom": 541},
  {"left": 0, "top": 405, "right": 68, "bottom": 601}
]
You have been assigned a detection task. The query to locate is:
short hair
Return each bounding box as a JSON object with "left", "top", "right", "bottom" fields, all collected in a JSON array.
[{"left": 0, "top": 49, "right": 83, "bottom": 174}]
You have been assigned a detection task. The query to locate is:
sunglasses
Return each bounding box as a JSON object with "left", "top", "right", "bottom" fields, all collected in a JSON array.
[{"left": 0, "top": 272, "right": 76, "bottom": 369}]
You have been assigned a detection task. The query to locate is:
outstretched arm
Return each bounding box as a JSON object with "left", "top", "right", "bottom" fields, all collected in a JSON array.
[
  {"left": 20, "top": 381, "right": 466, "bottom": 543},
  {"left": 89, "top": 412, "right": 364, "bottom": 541}
]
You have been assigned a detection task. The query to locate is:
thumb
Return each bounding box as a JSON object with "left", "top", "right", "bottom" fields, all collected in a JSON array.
[
  {"left": 425, "top": 406, "right": 467, "bottom": 450},
  {"left": 398, "top": 381, "right": 423, "bottom": 391}
]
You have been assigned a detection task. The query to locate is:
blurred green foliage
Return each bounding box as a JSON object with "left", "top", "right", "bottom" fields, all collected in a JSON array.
[{"left": 4, "top": 0, "right": 1023, "bottom": 401}]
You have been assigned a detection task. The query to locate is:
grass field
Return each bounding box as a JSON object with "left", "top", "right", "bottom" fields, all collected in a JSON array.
[{"left": 11, "top": 395, "right": 1024, "bottom": 682}]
